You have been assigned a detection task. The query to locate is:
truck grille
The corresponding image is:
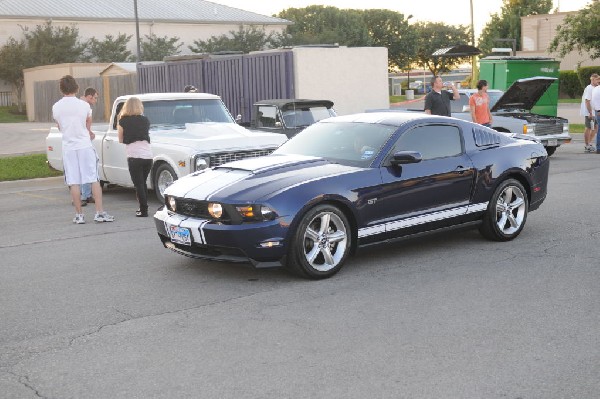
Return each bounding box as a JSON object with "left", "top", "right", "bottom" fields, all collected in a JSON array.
[
  {"left": 210, "top": 148, "right": 275, "bottom": 166},
  {"left": 534, "top": 123, "right": 565, "bottom": 136}
]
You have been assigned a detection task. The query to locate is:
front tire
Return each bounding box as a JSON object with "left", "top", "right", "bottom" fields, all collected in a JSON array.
[
  {"left": 479, "top": 179, "right": 528, "bottom": 241},
  {"left": 153, "top": 163, "right": 177, "bottom": 203},
  {"left": 287, "top": 204, "right": 351, "bottom": 279}
]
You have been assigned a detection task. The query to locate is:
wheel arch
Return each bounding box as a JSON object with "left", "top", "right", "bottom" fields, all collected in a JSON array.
[{"left": 495, "top": 171, "right": 532, "bottom": 205}]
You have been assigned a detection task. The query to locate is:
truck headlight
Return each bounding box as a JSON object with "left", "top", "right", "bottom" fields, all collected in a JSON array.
[
  {"left": 563, "top": 123, "right": 569, "bottom": 133},
  {"left": 194, "top": 156, "right": 210, "bottom": 171},
  {"left": 523, "top": 124, "right": 534, "bottom": 135}
]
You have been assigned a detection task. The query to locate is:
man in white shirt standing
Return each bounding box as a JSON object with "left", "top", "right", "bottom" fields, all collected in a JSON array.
[
  {"left": 581, "top": 73, "right": 599, "bottom": 152},
  {"left": 591, "top": 76, "right": 600, "bottom": 154},
  {"left": 52, "top": 75, "right": 115, "bottom": 224}
]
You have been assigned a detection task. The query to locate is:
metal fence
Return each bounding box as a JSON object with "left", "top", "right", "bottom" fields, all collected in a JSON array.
[{"left": 137, "top": 51, "right": 295, "bottom": 123}]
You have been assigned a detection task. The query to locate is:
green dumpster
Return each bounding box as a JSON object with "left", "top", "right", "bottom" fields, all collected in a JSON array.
[{"left": 479, "top": 57, "right": 560, "bottom": 116}]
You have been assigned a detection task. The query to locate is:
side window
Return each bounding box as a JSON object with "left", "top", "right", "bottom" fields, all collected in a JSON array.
[
  {"left": 256, "top": 105, "right": 277, "bottom": 128},
  {"left": 393, "top": 124, "right": 463, "bottom": 160},
  {"left": 451, "top": 93, "right": 469, "bottom": 113}
]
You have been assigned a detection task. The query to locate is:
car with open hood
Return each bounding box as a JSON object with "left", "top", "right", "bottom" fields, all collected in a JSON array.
[
  {"left": 154, "top": 112, "right": 549, "bottom": 279},
  {"left": 451, "top": 76, "right": 571, "bottom": 156}
]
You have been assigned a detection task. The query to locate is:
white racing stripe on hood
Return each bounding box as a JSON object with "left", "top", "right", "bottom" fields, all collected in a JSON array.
[{"left": 164, "top": 168, "right": 252, "bottom": 199}]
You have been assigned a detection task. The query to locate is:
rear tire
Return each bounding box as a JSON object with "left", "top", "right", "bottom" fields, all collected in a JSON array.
[
  {"left": 479, "top": 179, "right": 528, "bottom": 241},
  {"left": 287, "top": 204, "right": 351, "bottom": 279},
  {"left": 153, "top": 163, "right": 177, "bottom": 203}
]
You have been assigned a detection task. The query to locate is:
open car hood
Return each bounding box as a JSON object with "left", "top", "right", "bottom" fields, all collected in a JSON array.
[{"left": 490, "top": 76, "right": 556, "bottom": 112}]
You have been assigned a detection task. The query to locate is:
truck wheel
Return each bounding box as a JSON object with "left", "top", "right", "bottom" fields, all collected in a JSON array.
[
  {"left": 153, "top": 163, "right": 177, "bottom": 203},
  {"left": 479, "top": 179, "right": 528, "bottom": 242},
  {"left": 545, "top": 146, "right": 556, "bottom": 156}
]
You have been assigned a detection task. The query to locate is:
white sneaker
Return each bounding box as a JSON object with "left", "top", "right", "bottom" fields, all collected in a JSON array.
[
  {"left": 73, "top": 214, "right": 85, "bottom": 224},
  {"left": 94, "top": 211, "right": 115, "bottom": 223},
  {"left": 585, "top": 144, "right": 593, "bottom": 153}
]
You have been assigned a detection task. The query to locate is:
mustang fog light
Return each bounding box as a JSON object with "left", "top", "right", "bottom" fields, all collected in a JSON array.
[
  {"left": 259, "top": 240, "right": 281, "bottom": 248},
  {"left": 167, "top": 195, "right": 177, "bottom": 211},
  {"left": 208, "top": 203, "right": 223, "bottom": 218}
]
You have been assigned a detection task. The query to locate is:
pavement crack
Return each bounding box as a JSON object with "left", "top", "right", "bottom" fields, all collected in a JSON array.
[
  {"left": 6, "top": 370, "right": 46, "bottom": 398},
  {"left": 0, "top": 227, "right": 150, "bottom": 249}
]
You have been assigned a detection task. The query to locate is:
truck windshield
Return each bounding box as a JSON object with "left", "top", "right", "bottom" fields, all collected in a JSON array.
[
  {"left": 142, "top": 99, "right": 234, "bottom": 128},
  {"left": 282, "top": 107, "right": 336, "bottom": 128}
]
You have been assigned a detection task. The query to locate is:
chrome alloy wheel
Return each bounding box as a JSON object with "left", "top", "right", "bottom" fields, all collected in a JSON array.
[
  {"left": 157, "top": 169, "right": 174, "bottom": 197},
  {"left": 302, "top": 211, "right": 349, "bottom": 272},
  {"left": 495, "top": 185, "right": 526, "bottom": 235}
]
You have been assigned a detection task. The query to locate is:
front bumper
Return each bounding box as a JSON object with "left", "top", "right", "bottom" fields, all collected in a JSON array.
[
  {"left": 154, "top": 206, "right": 287, "bottom": 268},
  {"left": 534, "top": 132, "right": 572, "bottom": 147}
]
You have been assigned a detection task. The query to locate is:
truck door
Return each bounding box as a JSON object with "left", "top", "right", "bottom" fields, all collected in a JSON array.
[{"left": 101, "top": 102, "right": 131, "bottom": 186}]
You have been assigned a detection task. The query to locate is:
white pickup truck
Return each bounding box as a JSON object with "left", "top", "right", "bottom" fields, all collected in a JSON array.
[{"left": 47, "top": 93, "right": 287, "bottom": 201}]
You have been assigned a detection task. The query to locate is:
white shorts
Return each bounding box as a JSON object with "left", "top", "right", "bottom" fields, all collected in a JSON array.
[{"left": 63, "top": 147, "right": 99, "bottom": 185}]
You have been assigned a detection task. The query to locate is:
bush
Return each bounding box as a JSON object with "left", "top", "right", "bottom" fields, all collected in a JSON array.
[
  {"left": 559, "top": 70, "right": 582, "bottom": 99},
  {"left": 577, "top": 66, "right": 600, "bottom": 88}
]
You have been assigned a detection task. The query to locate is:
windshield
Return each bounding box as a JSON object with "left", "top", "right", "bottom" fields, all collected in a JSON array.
[
  {"left": 281, "top": 106, "right": 337, "bottom": 128},
  {"left": 274, "top": 121, "right": 397, "bottom": 167},
  {"left": 121, "top": 99, "right": 234, "bottom": 130}
]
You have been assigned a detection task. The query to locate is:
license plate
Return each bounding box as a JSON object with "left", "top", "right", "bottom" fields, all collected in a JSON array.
[
  {"left": 546, "top": 139, "right": 557, "bottom": 146},
  {"left": 166, "top": 224, "right": 191, "bottom": 246}
]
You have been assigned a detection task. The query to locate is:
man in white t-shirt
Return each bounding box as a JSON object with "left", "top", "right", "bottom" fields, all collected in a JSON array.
[
  {"left": 580, "top": 73, "right": 599, "bottom": 152},
  {"left": 52, "top": 75, "right": 114, "bottom": 224},
  {"left": 591, "top": 80, "right": 600, "bottom": 154}
]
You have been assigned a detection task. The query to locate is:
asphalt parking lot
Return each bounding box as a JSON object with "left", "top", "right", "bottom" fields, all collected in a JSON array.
[{"left": 0, "top": 116, "right": 599, "bottom": 397}]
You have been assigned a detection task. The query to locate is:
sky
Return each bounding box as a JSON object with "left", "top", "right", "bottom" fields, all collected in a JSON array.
[{"left": 211, "top": 0, "right": 592, "bottom": 37}]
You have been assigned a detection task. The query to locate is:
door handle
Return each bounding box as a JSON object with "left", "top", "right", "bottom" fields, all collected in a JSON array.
[{"left": 454, "top": 165, "right": 468, "bottom": 174}]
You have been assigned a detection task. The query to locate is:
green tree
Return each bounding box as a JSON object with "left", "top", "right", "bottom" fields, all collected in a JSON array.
[
  {"left": 478, "top": 0, "right": 553, "bottom": 55},
  {"left": 549, "top": 1, "right": 600, "bottom": 59},
  {"left": 83, "top": 34, "right": 133, "bottom": 62},
  {"left": 139, "top": 34, "right": 183, "bottom": 61},
  {"left": 189, "top": 26, "right": 272, "bottom": 53},
  {"left": 414, "top": 22, "right": 472, "bottom": 76},
  {"left": 22, "top": 20, "right": 86, "bottom": 65},
  {"left": 0, "top": 38, "right": 28, "bottom": 112},
  {"left": 362, "top": 9, "right": 417, "bottom": 72},
  {"left": 274, "top": 6, "right": 370, "bottom": 46}
]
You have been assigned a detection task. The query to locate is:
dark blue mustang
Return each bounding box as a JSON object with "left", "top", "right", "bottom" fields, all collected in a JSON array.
[{"left": 154, "top": 112, "right": 549, "bottom": 279}]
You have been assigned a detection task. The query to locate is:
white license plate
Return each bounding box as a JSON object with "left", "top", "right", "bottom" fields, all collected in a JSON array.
[
  {"left": 546, "top": 139, "right": 558, "bottom": 146},
  {"left": 166, "top": 224, "right": 191, "bottom": 246}
]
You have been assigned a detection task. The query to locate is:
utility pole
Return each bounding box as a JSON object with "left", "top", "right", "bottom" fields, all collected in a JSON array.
[{"left": 134, "top": 0, "right": 141, "bottom": 62}]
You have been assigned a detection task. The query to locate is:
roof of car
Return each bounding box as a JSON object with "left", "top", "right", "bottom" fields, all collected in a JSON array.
[
  {"left": 255, "top": 99, "right": 334, "bottom": 108},
  {"left": 115, "top": 93, "right": 221, "bottom": 102},
  {"left": 324, "top": 112, "right": 452, "bottom": 126}
]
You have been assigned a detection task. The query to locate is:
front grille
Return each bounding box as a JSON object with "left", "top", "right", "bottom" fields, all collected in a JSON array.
[
  {"left": 534, "top": 123, "right": 565, "bottom": 136},
  {"left": 210, "top": 148, "right": 275, "bottom": 167},
  {"left": 174, "top": 198, "right": 211, "bottom": 219}
]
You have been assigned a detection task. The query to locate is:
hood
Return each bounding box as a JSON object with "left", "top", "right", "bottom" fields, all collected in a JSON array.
[
  {"left": 491, "top": 76, "right": 556, "bottom": 112},
  {"left": 165, "top": 154, "right": 358, "bottom": 202},
  {"left": 151, "top": 122, "right": 287, "bottom": 152}
]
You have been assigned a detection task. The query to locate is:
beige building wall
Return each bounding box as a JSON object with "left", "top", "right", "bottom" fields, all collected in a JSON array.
[
  {"left": 23, "top": 63, "right": 109, "bottom": 121},
  {"left": 292, "top": 47, "right": 389, "bottom": 115},
  {"left": 520, "top": 12, "right": 597, "bottom": 70}
]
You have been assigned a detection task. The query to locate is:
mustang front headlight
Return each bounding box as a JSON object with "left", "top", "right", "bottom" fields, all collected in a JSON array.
[
  {"left": 167, "top": 195, "right": 177, "bottom": 211},
  {"left": 208, "top": 203, "right": 223, "bottom": 218}
]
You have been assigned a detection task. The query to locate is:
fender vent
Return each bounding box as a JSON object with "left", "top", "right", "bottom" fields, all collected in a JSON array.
[{"left": 473, "top": 128, "right": 501, "bottom": 147}]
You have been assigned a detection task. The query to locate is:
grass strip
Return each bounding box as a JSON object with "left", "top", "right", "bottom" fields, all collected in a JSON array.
[{"left": 0, "top": 154, "right": 63, "bottom": 181}]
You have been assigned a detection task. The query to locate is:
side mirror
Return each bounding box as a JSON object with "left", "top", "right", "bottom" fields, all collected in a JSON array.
[
  {"left": 275, "top": 121, "right": 282, "bottom": 128},
  {"left": 390, "top": 151, "right": 422, "bottom": 166}
]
